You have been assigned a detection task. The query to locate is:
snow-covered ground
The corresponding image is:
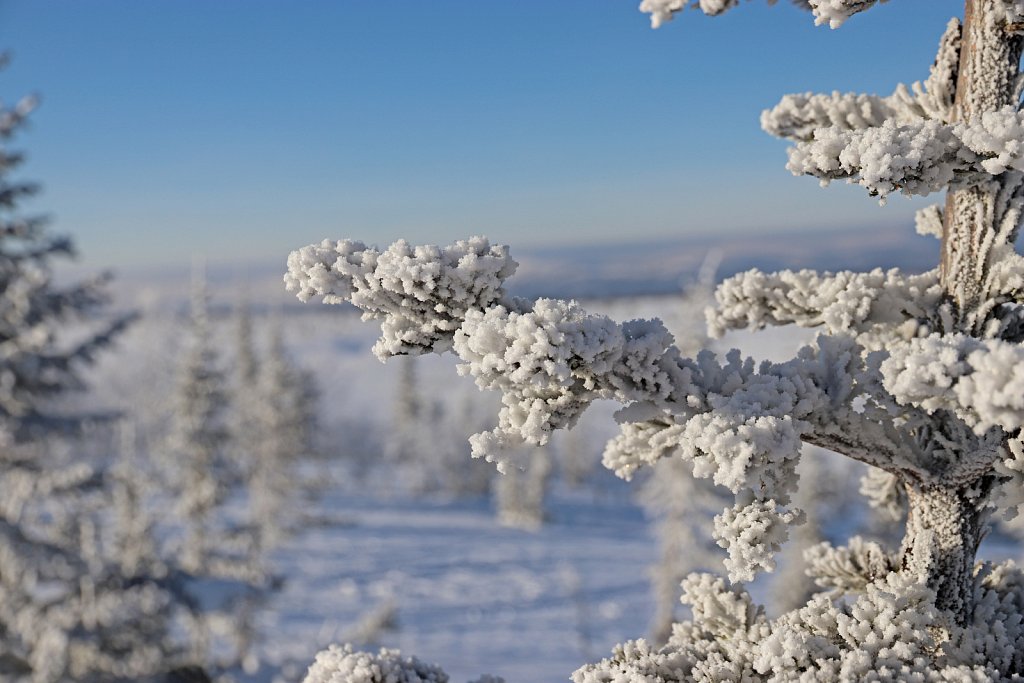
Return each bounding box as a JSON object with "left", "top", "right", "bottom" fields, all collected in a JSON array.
[{"left": 258, "top": 486, "right": 654, "bottom": 683}]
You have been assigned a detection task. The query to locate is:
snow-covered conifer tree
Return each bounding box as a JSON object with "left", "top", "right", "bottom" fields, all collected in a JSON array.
[
  {"left": 494, "top": 446, "right": 552, "bottom": 529},
  {"left": 642, "top": 456, "right": 728, "bottom": 646},
  {"left": 558, "top": 422, "right": 597, "bottom": 489},
  {"left": 287, "top": 0, "right": 1024, "bottom": 679},
  {"left": 170, "top": 268, "right": 231, "bottom": 576},
  {"left": 231, "top": 302, "right": 262, "bottom": 480},
  {"left": 247, "top": 319, "right": 319, "bottom": 554},
  {"left": 167, "top": 285, "right": 278, "bottom": 677},
  {"left": 438, "top": 390, "right": 495, "bottom": 497},
  {"left": 385, "top": 356, "right": 432, "bottom": 493},
  {"left": 0, "top": 62, "right": 210, "bottom": 682}
]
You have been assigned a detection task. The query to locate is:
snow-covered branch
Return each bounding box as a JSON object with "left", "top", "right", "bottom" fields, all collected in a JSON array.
[
  {"left": 787, "top": 118, "right": 967, "bottom": 199},
  {"left": 803, "top": 536, "right": 895, "bottom": 594},
  {"left": 575, "top": 565, "right": 1024, "bottom": 681},
  {"left": 708, "top": 267, "right": 943, "bottom": 344},
  {"left": 284, "top": 237, "right": 518, "bottom": 359},
  {"left": 639, "top": 0, "right": 737, "bottom": 28},
  {"left": 639, "top": 0, "right": 873, "bottom": 30},
  {"left": 761, "top": 92, "right": 898, "bottom": 143},
  {"left": 762, "top": 18, "right": 961, "bottom": 142},
  {"left": 786, "top": 106, "right": 1024, "bottom": 200}
]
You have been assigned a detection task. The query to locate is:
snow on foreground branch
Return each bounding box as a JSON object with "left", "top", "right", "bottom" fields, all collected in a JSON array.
[
  {"left": 763, "top": 14, "right": 960, "bottom": 138},
  {"left": 286, "top": 236, "right": 868, "bottom": 584},
  {"left": 783, "top": 107, "right": 1024, "bottom": 201}
]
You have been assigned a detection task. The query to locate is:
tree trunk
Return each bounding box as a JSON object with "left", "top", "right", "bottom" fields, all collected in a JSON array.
[
  {"left": 899, "top": 482, "right": 989, "bottom": 623},
  {"left": 927, "top": 0, "right": 1023, "bottom": 623},
  {"left": 942, "top": 0, "right": 1024, "bottom": 320}
]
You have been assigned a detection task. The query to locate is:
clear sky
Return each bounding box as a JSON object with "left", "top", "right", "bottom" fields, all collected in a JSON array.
[{"left": 0, "top": 0, "right": 965, "bottom": 273}]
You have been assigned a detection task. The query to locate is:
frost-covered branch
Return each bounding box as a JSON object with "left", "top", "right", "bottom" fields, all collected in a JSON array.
[
  {"left": 574, "top": 564, "right": 1024, "bottom": 681},
  {"left": 762, "top": 92, "right": 899, "bottom": 143},
  {"left": 637, "top": 0, "right": 888, "bottom": 31},
  {"left": 787, "top": 119, "right": 966, "bottom": 199},
  {"left": 284, "top": 237, "right": 518, "bottom": 359},
  {"left": 762, "top": 18, "right": 961, "bottom": 142},
  {"left": 786, "top": 106, "right": 1024, "bottom": 200},
  {"left": 639, "top": 0, "right": 878, "bottom": 30},
  {"left": 708, "top": 267, "right": 943, "bottom": 344},
  {"left": 639, "top": 0, "right": 742, "bottom": 28},
  {"left": 804, "top": 536, "right": 895, "bottom": 594}
]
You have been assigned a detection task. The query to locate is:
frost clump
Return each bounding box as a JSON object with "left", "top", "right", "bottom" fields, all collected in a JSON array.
[
  {"left": 881, "top": 334, "right": 1024, "bottom": 433},
  {"left": 808, "top": 0, "right": 886, "bottom": 29},
  {"left": 303, "top": 644, "right": 505, "bottom": 683},
  {"left": 284, "top": 237, "right": 518, "bottom": 359}
]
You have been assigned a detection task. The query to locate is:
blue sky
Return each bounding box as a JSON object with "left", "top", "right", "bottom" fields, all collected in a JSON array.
[{"left": 0, "top": 0, "right": 964, "bottom": 272}]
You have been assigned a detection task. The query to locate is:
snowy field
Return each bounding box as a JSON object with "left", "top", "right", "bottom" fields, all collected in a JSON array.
[{"left": 258, "top": 486, "right": 655, "bottom": 683}]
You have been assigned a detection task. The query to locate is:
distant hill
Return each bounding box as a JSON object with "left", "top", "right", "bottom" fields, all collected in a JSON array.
[
  {"left": 512, "top": 224, "right": 938, "bottom": 299},
  {"left": 99, "top": 224, "right": 939, "bottom": 314}
]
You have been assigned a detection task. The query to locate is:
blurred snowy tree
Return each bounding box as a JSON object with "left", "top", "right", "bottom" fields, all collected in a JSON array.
[
  {"left": 247, "top": 319, "right": 320, "bottom": 555},
  {"left": 0, "top": 61, "right": 216, "bottom": 682},
  {"left": 437, "top": 389, "right": 498, "bottom": 498},
  {"left": 642, "top": 455, "right": 728, "bottom": 646},
  {"left": 165, "top": 272, "right": 274, "bottom": 678},
  {"left": 494, "top": 446, "right": 552, "bottom": 529},
  {"left": 385, "top": 356, "right": 431, "bottom": 493},
  {"left": 231, "top": 303, "right": 261, "bottom": 482},
  {"left": 169, "top": 269, "right": 232, "bottom": 577}
]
